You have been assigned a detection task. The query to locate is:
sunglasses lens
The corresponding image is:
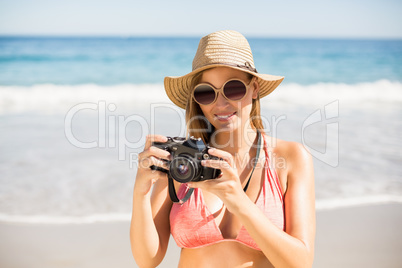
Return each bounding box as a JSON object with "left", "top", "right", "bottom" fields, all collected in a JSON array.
[
  {"left": 193, "top": 85, "right": 216, "bottom": 105},
  {"left": 224, "top": 80, "right": 247, "bottom": 101}
]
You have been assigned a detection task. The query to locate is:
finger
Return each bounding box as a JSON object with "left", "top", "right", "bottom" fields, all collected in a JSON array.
[
  {"left": 138, "top": 155, "right": 169, "bottom": 170},
  {"left": 144, "top": 134, "right": 168, "bottom": 150},
  {"left": 206, "top": 148, "right": 234, "bottom": 167},
  {"left": 139, "top": 145, "right": 171, "bottom": 161},
  {"left": 187, "top": 173, "right": 223, "bottom": 189},
  {"left": 148, "top": 145, "right": 171, "bottom": 160},
  {"left": 201, "top": 159, "right": 233, "bottom": 172}
]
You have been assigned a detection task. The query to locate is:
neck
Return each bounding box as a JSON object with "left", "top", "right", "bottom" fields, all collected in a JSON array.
[{"left": 210, "top": 123, "right": 258, "bottom": 156}]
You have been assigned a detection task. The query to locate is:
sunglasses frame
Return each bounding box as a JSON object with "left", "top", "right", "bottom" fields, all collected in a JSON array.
[{"left": 192, "top": 77, "right": 256, "bottom": 106}]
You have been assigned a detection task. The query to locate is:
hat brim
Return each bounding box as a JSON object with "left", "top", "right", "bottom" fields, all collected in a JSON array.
[{"left": 164, "top": 64, "right": 284, "bottom": 109}]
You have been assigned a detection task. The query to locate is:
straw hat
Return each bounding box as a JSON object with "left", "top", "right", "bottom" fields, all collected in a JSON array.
[{"left": 164, "top": 30, "right": 284, "bottom": 109}]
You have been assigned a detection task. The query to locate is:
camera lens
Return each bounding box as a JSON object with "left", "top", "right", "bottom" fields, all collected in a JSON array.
[
  {"left": 169, "top": 155, "right": 200, "bottom": 183},
  {"left": 177, "top": 164, "right": 189, "bottom": 176}
]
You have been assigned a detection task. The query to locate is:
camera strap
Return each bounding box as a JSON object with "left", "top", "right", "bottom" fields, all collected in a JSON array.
[
  {"left": 168, "top": 176, "right": 194, "bottom": 204},
  {"left": 168, "top": 130, "right": 262, "bottom": 204}
]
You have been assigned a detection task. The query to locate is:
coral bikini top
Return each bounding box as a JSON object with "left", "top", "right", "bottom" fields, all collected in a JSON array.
[{"left": 169, "top": 136, "right": 284, "bottom": 251}]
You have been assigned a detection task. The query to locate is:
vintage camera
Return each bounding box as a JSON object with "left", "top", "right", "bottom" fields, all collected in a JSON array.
[{"left": 151, "top": 136, "right": 221, "bottom": 183}]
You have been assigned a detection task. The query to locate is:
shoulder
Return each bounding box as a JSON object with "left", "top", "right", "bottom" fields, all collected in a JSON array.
[{"left": 264, "top": 134, "right": 313, "bottom": 180}]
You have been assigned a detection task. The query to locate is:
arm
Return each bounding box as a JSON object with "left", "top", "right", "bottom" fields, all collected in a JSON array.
[
  {"left": 130, "top": 135, "right": 173, "bottom": 268},
  {"left": 188, "top": 142, "right": 315, "bottom": 268},
  {"left": 233, "top": 142, "right": 315, "bottom": 267}
]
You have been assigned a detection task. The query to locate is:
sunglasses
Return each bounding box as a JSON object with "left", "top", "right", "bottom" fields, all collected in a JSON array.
[{"left": 192, "top": 78, "right": 255, "bottom": 106}]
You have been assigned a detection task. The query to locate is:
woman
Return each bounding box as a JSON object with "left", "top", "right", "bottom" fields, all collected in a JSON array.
[{"left": 131, "top": 30, "right": 315, "bottom": 268}]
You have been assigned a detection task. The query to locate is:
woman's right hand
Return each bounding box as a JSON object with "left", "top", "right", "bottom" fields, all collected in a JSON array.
[{"left": 134, "top": 134, "right": 171, "bottom": 196}]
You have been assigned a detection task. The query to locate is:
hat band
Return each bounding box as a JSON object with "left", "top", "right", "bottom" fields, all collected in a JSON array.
[{"left": 193, "top": 61, "right": 258, "bottom": 73}]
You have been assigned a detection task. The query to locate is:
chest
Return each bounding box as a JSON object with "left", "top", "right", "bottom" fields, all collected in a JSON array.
[{"left": 201, "top": 155, "right": 266, "bottom": 238}]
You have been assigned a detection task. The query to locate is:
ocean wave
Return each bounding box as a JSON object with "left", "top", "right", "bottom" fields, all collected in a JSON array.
[
  {"left": 271, "top": 79, "right": 402, "bottom": 106},
  {"left": 0, "top": 213, "right": 132, "bottom": 225},
  {"left": 0, "top": 83, "right": 170, "bottom": 114},
  {"left": 0, "top": 80, "right": 401, "bottom": 114},
  {"left": 1, "top": 195, "right": 402, "bottom": 224},
  {"left": 315, "top": 195, "right": 402, "bottom": 211}
]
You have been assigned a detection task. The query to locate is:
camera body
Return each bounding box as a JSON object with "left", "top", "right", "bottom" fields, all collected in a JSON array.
[{"left": 152, "top": 136, "right": 221, "bottom": 183}]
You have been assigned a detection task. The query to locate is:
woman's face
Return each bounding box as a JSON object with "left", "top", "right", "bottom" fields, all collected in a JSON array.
[{"left": 197, "top": 67, "right": 259, "bottom": 132}]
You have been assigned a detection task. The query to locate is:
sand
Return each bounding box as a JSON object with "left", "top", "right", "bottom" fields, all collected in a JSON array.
[
  {"left": 314, "top": 203, "right": 402, "bottom": 268},
  {"left": 0, "top": 203, "right": 401, "bottom": 268}
]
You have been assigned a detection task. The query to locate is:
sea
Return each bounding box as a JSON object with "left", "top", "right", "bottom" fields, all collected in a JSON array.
[{"left": 0, "top": 36, "right": 401, "bottom": 224}]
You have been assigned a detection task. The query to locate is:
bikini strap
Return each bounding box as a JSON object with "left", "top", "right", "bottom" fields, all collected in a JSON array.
[{"left": 243, "top": 130, "right": 262, "bottom": 192}]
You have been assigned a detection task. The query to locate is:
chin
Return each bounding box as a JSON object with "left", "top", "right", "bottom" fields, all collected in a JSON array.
[{"left": 212, "top": 121, "right": 239, "bottom": 133}]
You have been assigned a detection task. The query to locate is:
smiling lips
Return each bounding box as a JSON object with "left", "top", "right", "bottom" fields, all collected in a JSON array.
[{"left": 214, "top": 112, "right": 237, "bottom": 121}]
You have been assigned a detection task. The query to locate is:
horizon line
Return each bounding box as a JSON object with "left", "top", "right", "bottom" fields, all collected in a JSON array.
[{"left": 1, "top": 33, "right": 402, "bottom": 41}]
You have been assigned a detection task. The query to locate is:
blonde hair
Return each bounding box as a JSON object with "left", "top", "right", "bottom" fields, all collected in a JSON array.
[{"left": 186, "top": 70, "right": 265, "bottom": 144}]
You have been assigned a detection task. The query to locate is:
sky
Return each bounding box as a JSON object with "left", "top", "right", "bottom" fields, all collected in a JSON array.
[{"left": 0, "top": 0, "right": 401, "bottom": 38}]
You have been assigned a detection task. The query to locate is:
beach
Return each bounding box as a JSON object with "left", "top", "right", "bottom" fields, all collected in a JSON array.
[
  {"left": 1, "top": 203, "right": 401, "bottom": 268},
  {"left": 314, "top": 204, "right": 402, "bottom": 268},
  {"left": 0, "top": 37, "right": 401, "bottom": 267}
]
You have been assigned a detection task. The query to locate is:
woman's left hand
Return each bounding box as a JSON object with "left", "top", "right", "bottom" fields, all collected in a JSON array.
[{"left": 187, "top": 148, "right": 247, "bottom": 211}]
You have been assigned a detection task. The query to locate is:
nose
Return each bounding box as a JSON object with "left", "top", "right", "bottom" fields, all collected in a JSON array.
[{"left": 214, "top": 91, "right": 228, "bottom": 106}]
